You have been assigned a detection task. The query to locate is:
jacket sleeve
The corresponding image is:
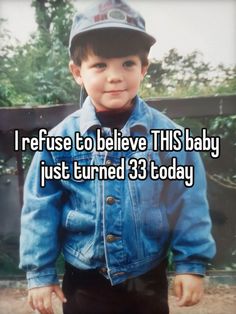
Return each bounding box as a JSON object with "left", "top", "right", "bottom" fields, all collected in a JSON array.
[
  {"left": 19, "top": 149, "right": 64, "bottom": 289},
  {"left": 163, "top": 149, "right": 216, "bottom": 276}
]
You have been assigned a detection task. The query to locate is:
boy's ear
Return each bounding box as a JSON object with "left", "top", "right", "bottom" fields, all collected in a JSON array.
[
  {"left": 141, "top": 62, "right": 149, "bottom": 80},
  {"left": 69, "top": 60, "right": 83, "bottom": 86}
]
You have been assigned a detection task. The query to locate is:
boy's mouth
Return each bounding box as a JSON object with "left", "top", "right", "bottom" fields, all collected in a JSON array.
[{"left": 104, "top": 90, "right": 126, "bottom": 94}]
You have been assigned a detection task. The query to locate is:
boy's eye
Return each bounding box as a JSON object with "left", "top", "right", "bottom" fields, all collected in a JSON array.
[
  {"left": 123, "top": 60, "right": 135, "bottom": 67},
  {"left": 94, "top": 63, "right": 106, "bottom": 69}
]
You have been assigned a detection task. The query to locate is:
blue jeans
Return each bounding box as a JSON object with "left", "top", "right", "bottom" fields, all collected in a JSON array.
[{"left": 62, "top": 260, "right": 169, "bottom": 314}]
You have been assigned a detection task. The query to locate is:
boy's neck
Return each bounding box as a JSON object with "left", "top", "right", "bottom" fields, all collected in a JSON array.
[{"left": 95, "top": 103, "right": 134, "bottom": 129}]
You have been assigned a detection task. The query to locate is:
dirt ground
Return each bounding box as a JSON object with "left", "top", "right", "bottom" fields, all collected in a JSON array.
[{"left": 0, "top": 284, "right": 235, "bottom": 314}]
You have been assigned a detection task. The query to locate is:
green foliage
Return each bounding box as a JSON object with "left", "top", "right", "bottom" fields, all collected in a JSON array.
[
  {"left": 139, "top": 48, "right": 236, "bottom": 189},
  {"left": 0, "top": 1, "right": 80, "bottom": 106},
  {"left": 56, "top": 254, "right": 65, "bottom": 274},
  {"left": 172, "top": 115, "right": 236, "bottom": 184},
  {"left": 139, "top": 49, "right": 236, "bottom": 99},
  {"left": 205, "top": 116, "right": 236, "bottom": 181},
  {"left": 31, "top": 0, "right": 74, "bottom": 48}
]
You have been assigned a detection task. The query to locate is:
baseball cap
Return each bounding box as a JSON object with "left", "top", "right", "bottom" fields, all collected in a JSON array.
[{"left": 69, "top": 0, "right": 156, "bottom": 55}]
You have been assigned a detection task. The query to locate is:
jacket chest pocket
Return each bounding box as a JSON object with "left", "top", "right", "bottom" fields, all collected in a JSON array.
[
  {"left": 127, "top": 150, "right": 166, "bottom": 240},
  {"left": 127, "top": 150, "right": 163, "bottom": 206},
  {"left": 56, "top": 154, "right": 97, "bottom": 214}
]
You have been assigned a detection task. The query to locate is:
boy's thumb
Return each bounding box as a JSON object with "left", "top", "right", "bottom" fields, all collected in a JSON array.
[
  {"left": 54, "top": 285, "right": 67, "bottom": 303},
  {"left": 174, "top": 280, "right": 182, "bottom": 300}
]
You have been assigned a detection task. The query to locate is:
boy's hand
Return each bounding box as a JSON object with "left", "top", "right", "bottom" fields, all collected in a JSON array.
[
  {"left": 174, "top": 274, "right": 204, "bottom": 307},
  {"left": 28, "top": 285, "right": 67, "bottom": 314}
]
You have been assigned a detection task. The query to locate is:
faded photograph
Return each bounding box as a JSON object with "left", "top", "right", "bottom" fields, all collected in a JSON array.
[{"left": 0, "top": 1, "right": 235, "bottom": 313}]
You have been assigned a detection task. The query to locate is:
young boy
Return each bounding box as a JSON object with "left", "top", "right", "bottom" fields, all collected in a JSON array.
[{"left": 20, "top": 1, "right": 216, "bottom": 313}]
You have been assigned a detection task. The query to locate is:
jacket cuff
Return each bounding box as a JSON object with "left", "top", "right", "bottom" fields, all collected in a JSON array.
[
  {"left": 26, "top": 268, "right": 59, "bottom": 289},
  {"left": 174, "top": 262, "right": 206, "bottom": 276}
]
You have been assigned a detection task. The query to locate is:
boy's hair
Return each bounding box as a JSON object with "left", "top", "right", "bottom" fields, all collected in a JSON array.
[{"left": 70, "top": 28, "right": 151, "bottom": 67}]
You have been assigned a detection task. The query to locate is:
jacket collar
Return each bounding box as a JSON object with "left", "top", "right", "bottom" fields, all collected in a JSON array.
[{"left": 79, "top": 96, "right": 150, "bottom": 136}]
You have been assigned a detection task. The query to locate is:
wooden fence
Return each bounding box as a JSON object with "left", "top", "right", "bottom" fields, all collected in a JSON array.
[{"left": 0, "top": 94, "right": 235, "bottom": 131}]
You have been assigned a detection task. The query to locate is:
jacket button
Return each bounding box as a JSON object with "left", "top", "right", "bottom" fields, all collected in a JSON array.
[
  {"left": 106, "top": 196, "right": 115, "bottom": 205},
  {"left": 100, "top": 267, "right": 107, "bottom": 274},
  {"left": 105, "top": 159, "right": 112, "bottom": 166},
  {"left": 106, "top": 234, "right": 117, "bottom": 242}
]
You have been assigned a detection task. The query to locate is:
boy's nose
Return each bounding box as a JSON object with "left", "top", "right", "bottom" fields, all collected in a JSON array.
[{"left": 107, "top": 70, "right": 123, "bottom": 83}]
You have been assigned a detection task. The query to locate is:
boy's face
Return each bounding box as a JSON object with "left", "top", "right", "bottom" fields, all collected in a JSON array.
[{"left": 70, "top": 52, "right": 148, "bottom": 112}]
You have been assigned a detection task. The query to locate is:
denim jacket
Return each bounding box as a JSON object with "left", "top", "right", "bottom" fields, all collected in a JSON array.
[{"left": 19, "top": 96, "right": 216, "bottom": 289}]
